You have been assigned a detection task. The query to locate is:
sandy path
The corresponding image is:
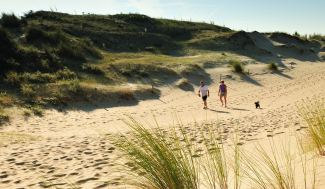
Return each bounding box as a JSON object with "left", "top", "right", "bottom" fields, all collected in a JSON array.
[{"left": 1, "top": 58, "right": 325, "bottom": 188}]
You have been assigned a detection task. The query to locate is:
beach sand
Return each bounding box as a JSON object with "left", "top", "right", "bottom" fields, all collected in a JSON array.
[{"left": 1, "top": 34, "right": 325, "bottom": 188}]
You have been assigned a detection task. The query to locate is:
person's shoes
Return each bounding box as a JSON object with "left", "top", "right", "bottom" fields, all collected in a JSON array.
[
  {"left": 225, "top": 105, "right": 227, "bottom": 108},
  {"left": 203, "top": 106, "right": 206, "bottom": 109},
  {"left": 221, "top": 103, "right": 224, "bottom": 107}
]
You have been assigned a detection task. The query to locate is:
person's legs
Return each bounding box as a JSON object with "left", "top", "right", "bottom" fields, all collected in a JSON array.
[
  {"left": 224, "top": 96, "right": 227, "bottom": 105},
  {"left": 202, "top": 96, "right": 207, "bottom": 108},
  {"left": 220, "top": 96, "right": 223, "bottom": 105}
]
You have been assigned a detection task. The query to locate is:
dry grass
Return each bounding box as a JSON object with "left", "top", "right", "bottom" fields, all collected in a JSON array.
[
  {"left": 0, "top": 132, "right": 43, "bottom": 147},
  {"left": 0, "top": 92, "right": 18, "bottom": 106},
  {"left": 296, "top": 96, "right": 325, "bottom": 155}
]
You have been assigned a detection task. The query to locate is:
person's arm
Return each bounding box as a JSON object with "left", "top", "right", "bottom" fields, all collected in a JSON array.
[
  {"left": 208, "top": 90, "right": 210, "bottom": 97},
  {"left": 218, "top": 86, "right": 220, "bottom": 96},
  {"left": 225, "top": 85, "right": 227, "bottom": 92},
  {"left": 198, "top": 89, "right": 201, "bottom": 97}
]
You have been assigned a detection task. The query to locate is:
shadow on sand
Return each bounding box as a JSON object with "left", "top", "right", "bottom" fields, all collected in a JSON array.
[{"left": 241, "top": 74, "right": 263, "bottom": 86}]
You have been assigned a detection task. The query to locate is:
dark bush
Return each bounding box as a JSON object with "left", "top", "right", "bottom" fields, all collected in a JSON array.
[
  {"left": 0, "top": 27, "right": 21, "bottom": 74},
  {"left": 0, "top": 13, "right": 20, "bottom": 27},
  {"left": 25, "top": 26, "right": 45, "bottom": 41},
  {"left": 57, "top": 41, "right": 85, "bottom": 60},
  {"left": 267, "top": 61, "right": 278, "bottom": 70}
]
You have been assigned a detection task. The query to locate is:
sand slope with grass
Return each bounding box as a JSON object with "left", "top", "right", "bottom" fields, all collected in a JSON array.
[{"left": 1, "top": 33, "right": 325, "bottom": 188}]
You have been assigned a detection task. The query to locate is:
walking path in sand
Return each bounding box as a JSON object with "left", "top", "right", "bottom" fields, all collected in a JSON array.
[{"left": 1, "top": 56, "right": 325, "bottom": 188}]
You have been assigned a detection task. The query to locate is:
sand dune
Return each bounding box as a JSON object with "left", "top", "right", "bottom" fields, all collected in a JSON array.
[{"left": 1, "top": 34, "right": 325, "bottom": 188}]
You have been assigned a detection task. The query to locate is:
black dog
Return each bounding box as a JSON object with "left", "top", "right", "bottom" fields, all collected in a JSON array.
[{"left": 255, "top": 101, "right": 260, "bottom": 109}]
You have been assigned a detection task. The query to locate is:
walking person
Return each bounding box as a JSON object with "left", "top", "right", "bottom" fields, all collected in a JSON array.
[
  {"left": 198, "top": 80, "right": 209, "bottom": 109},
  {"left": 218, "top": 80, "right": 227, "bottom": 107}
]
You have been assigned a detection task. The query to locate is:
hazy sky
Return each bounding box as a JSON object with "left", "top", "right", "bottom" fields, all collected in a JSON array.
[{"left": 1, "top": 0, "right": 324, "bottom": 35}]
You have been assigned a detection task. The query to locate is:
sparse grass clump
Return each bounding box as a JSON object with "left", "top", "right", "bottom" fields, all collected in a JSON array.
[
  {"left": 79, "top": 38, "right": 103, "bottom": 58},
  {"left": 0, "top": 13, "right": 21, "bottom": 27},
  {"left": 56, "top": 67, "right": 77, "bottom": 80},
  {"left": 0, "top": 132, "right": 43, "bottom": 147},
  {"left": 0, "top": 106, "right": 10, "bottom": 124},
  {"left": 310, "top": 47, "right": 314, "bottom": 52},
  {"left": 231, "top": 60, "right": 244, "bottom": 73},
  {"left": 118, "top": 89, "right": 135, "bottom": 100},
  {"left": 297, "top": 97, "right": 325, "bottom": 155},
  {"left": 0, "top": 92, "right": 17, "bottom": 106},
  {"left": 82, "top": 63, "right": 105, "bottom": 74},
  {"left": 21, "top": 71, "right": 57, "bottom": 83},
  {"left": 57, "top": 41, "right": 85, "bottom": 60},
  {"left": 267, "top": 61, "right": 279, "bottom": 70},
  {"left": 47, "top": 27, "right": 66, "bottom": 44}
]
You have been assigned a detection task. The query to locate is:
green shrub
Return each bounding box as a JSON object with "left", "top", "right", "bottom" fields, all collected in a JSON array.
[
  {"left": 49, "top": 90, "right": 66, "bottom": 105},
  {"left": 69, "top": 78, "right": 81, "bottom": 95},
  {"left": 47, "top": 27, "right": 66, "bottom": 44},
  {"left": 0, "top": 13, "right": 20, "bottom": 27},
  {"left": 231, "top": 60, "right": 244, "bottom": 73},
  {"left": 0, "top": 107, "right": 10, "bottom": 124},
  {"left": 21, "top": 84, "right": 36, "bottom": 99},
  {"left": 139, "top": 69, "right": 149, "bottom": 77},
  {"left": 0, "top": 27, "right": 21, "bottom": 73},
  {"left": 25, "top": 26, "right": 45, "bottom": 41},
  {"left": 4, "top": 71, "right": 21, "bottom": 87},
  {"left": 120, "top": 68, "right": 132, "bottom": 77},
  {"left": 21, "top": 71, "right": 57, "bottom": 83},
  {"left": 267, "top": 61, "right": 278, "bottom": 70},
  {"left": 79, "top": 38, "right": 103, "bottom": 59},
  {"left": 31, "top": 103, "right": 43, "bottom": 115},
  {"left": 57, "top": 41, "right": 85, "bottom": 60},
  {"left": 56, "top": 67, "right": 77, "bottom": 80},
  {"left": 82, "top": 63, "right": 105, "bottom": 74}
]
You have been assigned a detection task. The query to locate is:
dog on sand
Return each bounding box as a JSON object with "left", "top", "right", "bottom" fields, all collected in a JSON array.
[{"left": 255, "top": 101, "right": 260, "bottom": 109}]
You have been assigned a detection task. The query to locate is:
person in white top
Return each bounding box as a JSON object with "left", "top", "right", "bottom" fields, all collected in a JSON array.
[{"left": 198, "top": 80, "right": 209, "bottom": 109}]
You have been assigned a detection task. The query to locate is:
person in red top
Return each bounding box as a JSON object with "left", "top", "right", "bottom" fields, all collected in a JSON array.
[{"left": 218, "top": 80, "right": 227, "bottom": 107}]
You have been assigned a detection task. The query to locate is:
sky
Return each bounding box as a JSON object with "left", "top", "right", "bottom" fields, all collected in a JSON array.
[{"left": 1, "top": 0, "right": 325, "bottom": 35}]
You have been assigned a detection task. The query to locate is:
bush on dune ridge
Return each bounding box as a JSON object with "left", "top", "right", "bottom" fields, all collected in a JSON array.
[{"left": 0, "top": 13, "right": 21, "bottom": 27}]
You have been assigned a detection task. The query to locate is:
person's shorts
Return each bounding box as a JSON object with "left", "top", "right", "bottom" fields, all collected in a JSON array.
[
  {"left": 220, "top": 92, "right": 227, "bottom": 97},
  {"left": 202, "top": 95, "right": 207, "bottom": 101}
]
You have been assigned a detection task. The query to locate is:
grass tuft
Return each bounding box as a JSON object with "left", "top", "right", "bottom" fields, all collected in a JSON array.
[
  {"left": 267, "top": 61, "right": 279, "bottom": 70},
  {"left": 231, "top": 60, "right": 244, "bottom": 73},
  {"left": 82, "top": 63, "right": 105, "bottom": 74},
  {"left": 79, "top": 38, "right": 103, "bottom": 58},
  {"left": 296, "top": 96, "right": 325, "bottom": 155}
]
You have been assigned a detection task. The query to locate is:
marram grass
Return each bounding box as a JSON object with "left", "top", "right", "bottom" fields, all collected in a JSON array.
[{"left": 107, "top": 111, "right": 319, "bottom": 189}]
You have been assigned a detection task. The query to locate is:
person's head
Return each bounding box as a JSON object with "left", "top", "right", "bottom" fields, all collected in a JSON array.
[
  {"left": 220, "top": 80, "right": 224, "bottom": 85},
  {"left": 200, "top": 80, "right": 204, "bottom": 86}
]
